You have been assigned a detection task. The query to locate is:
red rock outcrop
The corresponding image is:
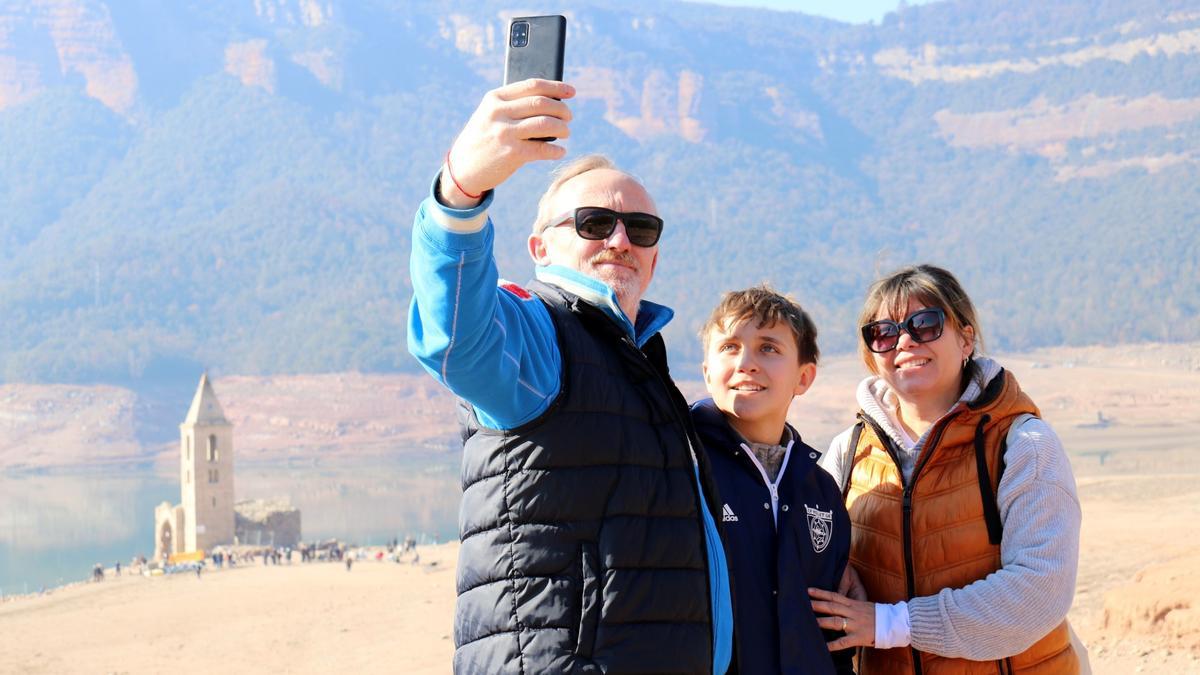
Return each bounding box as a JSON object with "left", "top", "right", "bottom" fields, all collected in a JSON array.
[
  {"left": 225, "top": 39, "right": 276, "bottom": 93},
  {"left": 0, "top": 0, "right": 137, "bottom": 114},
  {"left": 572, "top": 65, "right": 708, "bottom": 142}
]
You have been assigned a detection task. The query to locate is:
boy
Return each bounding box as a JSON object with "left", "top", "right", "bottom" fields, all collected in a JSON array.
[{"left": 691, "top": 286, "right": 854, "bottom": 674}]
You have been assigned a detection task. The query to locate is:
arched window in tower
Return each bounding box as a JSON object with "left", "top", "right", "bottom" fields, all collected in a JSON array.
[
  {"left": 208, "top": 434, "right": 217, "bottom": 462},
  {"left": 186, "top": 436, "right": 191, "bottom": 460}
]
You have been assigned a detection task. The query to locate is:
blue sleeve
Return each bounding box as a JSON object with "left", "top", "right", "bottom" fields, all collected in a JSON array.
[{"left": 406, "top": 192, "right": 561, "bottom": 430}]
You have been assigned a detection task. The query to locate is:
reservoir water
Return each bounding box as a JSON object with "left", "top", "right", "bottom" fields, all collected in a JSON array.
[{"left": 0, "top": 455, "right": 460, "bottom": 596}]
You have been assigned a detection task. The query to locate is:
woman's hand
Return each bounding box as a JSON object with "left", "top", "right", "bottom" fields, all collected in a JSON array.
[
  {"left": 838, "top": 564, "right": 868, "bottom": 601},
  {"left": 809, "top": 586, "right": 876, "bottom": 650}
]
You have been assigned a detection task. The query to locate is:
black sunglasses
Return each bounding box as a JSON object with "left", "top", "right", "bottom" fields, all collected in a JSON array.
[
  {"left": 861, "top": 307, "right": 946, "bottom": 354},
  {"left": 543, "top": 206, "right": 664, "bottom": 247}
]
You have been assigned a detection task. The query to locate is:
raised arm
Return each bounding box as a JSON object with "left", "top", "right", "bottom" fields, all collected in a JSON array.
[{"left": 407, "top": 80, "right": 576, "bottom": 429}]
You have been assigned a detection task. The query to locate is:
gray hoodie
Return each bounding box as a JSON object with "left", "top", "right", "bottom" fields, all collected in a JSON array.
[{"left": 819, "top": 356, "right": 1081, "bottom": 660}]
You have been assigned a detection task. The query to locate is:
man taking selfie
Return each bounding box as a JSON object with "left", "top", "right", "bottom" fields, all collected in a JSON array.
[{"left": 407, "top": 78, "right": 733, "bottom": 674}]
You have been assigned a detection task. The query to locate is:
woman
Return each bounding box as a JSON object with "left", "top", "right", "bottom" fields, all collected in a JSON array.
[{"left": 810, "top": 264, "right": 1081, "bottom": 674}]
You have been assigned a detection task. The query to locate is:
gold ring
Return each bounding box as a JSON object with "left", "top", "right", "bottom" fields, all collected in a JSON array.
[{"left": 842, "top": 617, "right": 848, "bottom": 631}]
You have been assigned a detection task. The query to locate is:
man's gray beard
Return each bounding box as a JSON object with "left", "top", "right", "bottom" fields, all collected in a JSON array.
[
  {"left": 587, "top": 253, "right": 642, "bottom": 316},
  {"left": 601, "top": 273, "right": 638, "bottom": 311}
]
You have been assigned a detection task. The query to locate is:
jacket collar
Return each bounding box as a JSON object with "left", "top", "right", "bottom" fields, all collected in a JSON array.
[
  {"left": 689, "top": 398, "right": 798, "bottom": 454},
  {"left": 535, "top": 264, "right": 673, "bottom": 348},
  {"left": 856, "top": 355, "right": 1005, "bottom": 450}
]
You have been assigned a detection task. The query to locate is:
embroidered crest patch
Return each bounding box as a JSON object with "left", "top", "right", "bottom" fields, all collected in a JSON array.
[{"left": 805, "top": 504, "right": 833, "bottom": 553}]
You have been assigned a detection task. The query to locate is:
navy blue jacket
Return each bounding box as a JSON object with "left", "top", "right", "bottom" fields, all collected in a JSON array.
[{"left": 691, "top": 399, "right": 855, "bottom": 675}]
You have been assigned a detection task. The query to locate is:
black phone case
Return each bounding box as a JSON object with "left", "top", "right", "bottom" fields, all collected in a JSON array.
[{"left": 504, "top": 15, "right": 566, "bottom": 85}]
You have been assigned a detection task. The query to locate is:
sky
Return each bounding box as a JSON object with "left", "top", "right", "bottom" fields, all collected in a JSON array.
[{"left": 693, "top": 0, "right": 941, "bottom": 24}]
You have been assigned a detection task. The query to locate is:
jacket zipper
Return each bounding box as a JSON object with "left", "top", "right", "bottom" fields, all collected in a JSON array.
[
  {"left": 741, "top": 441, "right": 787, "bottom": 529},
  {"left": 767, "top": 480, "right": 780, "bottom": 529},
  {"left": 859, "top": 409, "right": 964, "bottom": 675}
]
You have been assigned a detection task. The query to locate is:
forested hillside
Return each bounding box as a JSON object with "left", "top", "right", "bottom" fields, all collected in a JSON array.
[{"left": 1, "top": 0, "right": 1197, "bottom": 382}]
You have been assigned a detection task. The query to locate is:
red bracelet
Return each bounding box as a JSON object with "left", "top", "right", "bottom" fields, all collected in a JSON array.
[{"left": 444, "top": 151, "right": 482, "bottom": 200}]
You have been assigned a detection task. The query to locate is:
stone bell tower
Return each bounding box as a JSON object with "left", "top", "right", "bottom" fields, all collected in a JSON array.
[{"left": 180, "top": 373, "right": 235, "bottom": 552}]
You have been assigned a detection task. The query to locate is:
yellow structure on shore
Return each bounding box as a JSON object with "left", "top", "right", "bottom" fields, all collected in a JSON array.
[{"left": 154, "top": 374, "right": 235, "bottom": 561}]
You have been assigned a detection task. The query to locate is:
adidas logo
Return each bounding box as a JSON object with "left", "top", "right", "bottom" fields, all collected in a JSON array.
[{"left": 722, "top": 504, "right": 738, "bottom": 522}]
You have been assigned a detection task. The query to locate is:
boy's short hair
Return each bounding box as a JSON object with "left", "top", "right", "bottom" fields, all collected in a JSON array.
[{"left": 700, "top": 285, "right": 820, "bottom": 364}]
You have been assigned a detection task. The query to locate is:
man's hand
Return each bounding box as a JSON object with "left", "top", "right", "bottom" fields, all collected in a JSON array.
[{"left": 440, "top": 79, "right": 575, "bottom": 208}]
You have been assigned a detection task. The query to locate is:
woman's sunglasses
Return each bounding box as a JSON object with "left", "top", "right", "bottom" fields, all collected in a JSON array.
[
  {"left": 861, "top": 307, "right": 946, "bottom": 354},
  {"left": 542, "top": 206, "right": 664, "bottom": 247}
]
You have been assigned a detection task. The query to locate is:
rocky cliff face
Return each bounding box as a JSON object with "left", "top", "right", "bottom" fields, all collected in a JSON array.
[
  {"left": 1, "top": 2, "right": 724, "bottom": 143},
  {"left": 933, "top": 93, "right": 1200, "bottom": 181},
  {"left": 0, "top": 0, "right": 337, "bottom": 114},
  {"left": 252, "top": 0, "right": 332, "bottom": 28},
  {"left": 0, "top": 0, "right": 136, "bottom": 114},
  {"left": 573, "top": 65, "right": 707, "bottom": 141},
  {"left": 860, "top": 11, "right": 1200, "bottom": 182},
  {"left": 6, "top": 1, "right": 1199, "bottom": 152},
  {"left": 225, "top": 39, "right": 275, "bottom": 93},
  {"left": 436, "top": 11, "right": 713, "bottom": 143}
]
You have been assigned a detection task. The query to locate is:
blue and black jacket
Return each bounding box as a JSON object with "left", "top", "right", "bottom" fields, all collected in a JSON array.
[
  {"left": 407, "top": 180, "right": 732, "bottom": 673},
  {"left": 691, "top": 398, "right": 855, "bottom": 675}
]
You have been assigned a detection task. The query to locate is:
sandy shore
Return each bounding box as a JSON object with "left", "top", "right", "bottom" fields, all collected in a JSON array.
[
  {"left": 3, "top": 474, "right": 1199, "bottom": 674},
  {"left": 0, "top": 545, "right": 458, "bottom": 674}
]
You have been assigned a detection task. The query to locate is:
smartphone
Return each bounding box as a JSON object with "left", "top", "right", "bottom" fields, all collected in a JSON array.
[
  {"left": 504, "top": 15, "right": 566, "bottom": 85},
  {"left": 504, "top": 15, "right": 566, "bottom": 141}
]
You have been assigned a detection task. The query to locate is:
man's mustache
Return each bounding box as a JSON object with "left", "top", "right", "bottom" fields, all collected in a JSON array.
[{"left": 589, "top": 251, "right": 638, "bottom": 269}]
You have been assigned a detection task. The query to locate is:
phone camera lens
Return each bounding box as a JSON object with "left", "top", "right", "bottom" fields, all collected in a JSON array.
[{"left": 510, "top": 21, "right": 529, "bottom": 48}]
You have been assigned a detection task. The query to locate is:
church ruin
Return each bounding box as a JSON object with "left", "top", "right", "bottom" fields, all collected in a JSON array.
[
  {"left": 154, "top": 373, "right": 235, "bottom": 560},
  {"left": 153, "top": 374, "right": 301, "bottom": 562}
]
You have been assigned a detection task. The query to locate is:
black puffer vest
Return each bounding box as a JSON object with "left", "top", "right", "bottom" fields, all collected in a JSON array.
[{"left": 454, "top": 281, "right": 718, "bottom": 675}]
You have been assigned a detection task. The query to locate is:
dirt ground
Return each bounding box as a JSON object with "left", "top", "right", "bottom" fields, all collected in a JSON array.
[
  {"left": 2, "top": 344, "right": 1199, "bottom": 673},
  {"left": 0, "top": 545, "right": 460, "bottom": 674}
]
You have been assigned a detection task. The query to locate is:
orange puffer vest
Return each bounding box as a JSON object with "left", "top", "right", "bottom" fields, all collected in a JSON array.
[{"left": 844, "top": 369, "right": 1078, "bottom": 675}]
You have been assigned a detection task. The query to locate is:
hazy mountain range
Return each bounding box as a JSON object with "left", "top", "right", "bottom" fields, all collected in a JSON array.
[{"left": 2, "top": 0, "right": 1197, "bottom": 384}]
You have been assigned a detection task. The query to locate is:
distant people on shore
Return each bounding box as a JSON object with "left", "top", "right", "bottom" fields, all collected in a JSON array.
[
  {"left": 78, "top": 539, "right": 440, "bottom": 588},
  {"left": 811, "top": 264, "right": 1083, "bottom": 673}
]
